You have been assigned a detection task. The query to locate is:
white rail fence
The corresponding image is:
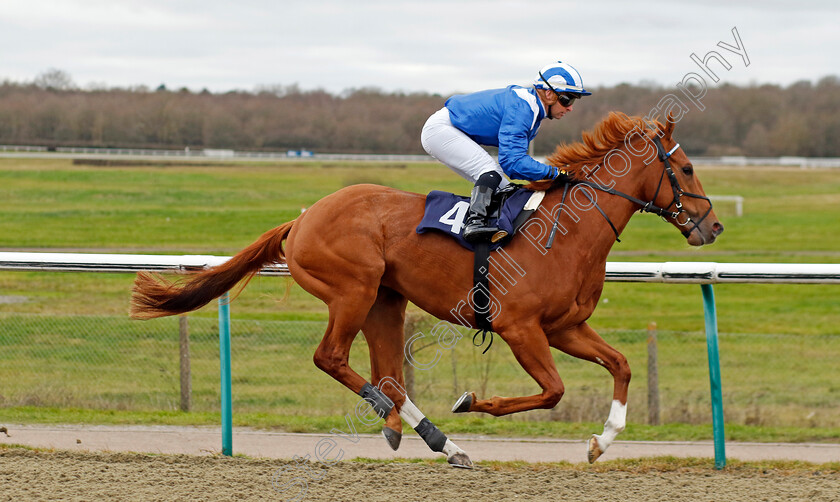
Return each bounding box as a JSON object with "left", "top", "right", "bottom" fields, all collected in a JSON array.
[
  {"left": 708, "top": 196, "right": 744, "bottom": 217},
  {"left": 3, "top": 252, "right": 838, "bottom": 283}
]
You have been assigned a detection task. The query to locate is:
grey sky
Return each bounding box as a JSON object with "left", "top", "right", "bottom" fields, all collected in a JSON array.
[{"left": 2, "top": 0, "right": 837, "bottom": 95}]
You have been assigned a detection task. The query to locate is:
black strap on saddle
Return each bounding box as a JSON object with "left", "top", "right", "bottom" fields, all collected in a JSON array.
[
  {"left": 468, "top": 183, "right": 538, "bottom": 354},
  {"left": 472, "top": 242, "right": 494, "bottom": 354}
]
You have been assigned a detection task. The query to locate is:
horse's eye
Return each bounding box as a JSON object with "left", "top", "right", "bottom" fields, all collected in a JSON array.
[{"left": 682, "top": 165, "right": 694, "bottom": 176}]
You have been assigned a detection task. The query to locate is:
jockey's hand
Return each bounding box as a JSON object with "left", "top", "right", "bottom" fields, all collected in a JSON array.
[
  {"left": 555, "top": 168, "right": 572, "bottom": 183},
  {"left": 539, "top": 166, "right": 571, "bottom": 184}
]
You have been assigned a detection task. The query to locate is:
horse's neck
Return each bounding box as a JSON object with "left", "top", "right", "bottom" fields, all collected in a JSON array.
[{"left": 541, "top": 161, "right": 653, "bottom": 261}]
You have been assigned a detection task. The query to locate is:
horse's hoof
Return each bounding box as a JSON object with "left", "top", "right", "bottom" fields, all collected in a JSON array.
[
  {"left": 382, "top": 427, "right": 402, "bottom": 451},
  {"left": 451, "top": 392, "right": 473, "bottom": 413},
  {"left": 587, "top": 435, "right": 603, "bottom": 464},
  {"left": 447, "top": 452, "right": 474, "bottom": 469}
]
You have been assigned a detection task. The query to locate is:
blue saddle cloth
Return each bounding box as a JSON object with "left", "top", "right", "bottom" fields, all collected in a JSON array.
[{"left": 416, "top": 187, "right": 535, "bottom": 251}]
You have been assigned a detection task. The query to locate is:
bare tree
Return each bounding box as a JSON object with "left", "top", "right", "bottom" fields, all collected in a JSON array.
[{"left": 34, "top": 68, "right": 76, "bottom": 91}]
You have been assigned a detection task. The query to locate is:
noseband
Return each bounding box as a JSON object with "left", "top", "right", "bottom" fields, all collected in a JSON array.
[{"left": 544, "top": 134, "right": 713, "bottom": 247}]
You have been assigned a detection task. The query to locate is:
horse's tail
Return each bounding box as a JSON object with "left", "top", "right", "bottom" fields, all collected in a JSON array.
[{"left": 130, "top": 220, "right": 296, "bottom": 319}]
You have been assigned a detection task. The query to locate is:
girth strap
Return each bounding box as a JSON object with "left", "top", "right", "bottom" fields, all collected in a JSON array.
[{"left": 472, "top": 242, "right": 494, "bottom": 354}]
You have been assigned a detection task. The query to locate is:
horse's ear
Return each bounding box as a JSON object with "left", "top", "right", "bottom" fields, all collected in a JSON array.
[{"left": 663, "top": 111, "right": 677, "bottom": 138}]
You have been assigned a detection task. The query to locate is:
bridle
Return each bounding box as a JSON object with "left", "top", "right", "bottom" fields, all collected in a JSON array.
[
  {"left": 646, "top": 135, "right": 714, "bottom": 238},
  {"left": 544, "top": 135, "right": 713, "bottom": 247}
]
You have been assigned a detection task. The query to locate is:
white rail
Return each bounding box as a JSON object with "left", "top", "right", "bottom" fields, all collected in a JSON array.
[
  {"left": 708, "top": 195, "right": 743, "bottom": 217},
  {"left": 605, "top": 261, "right": 840, "bottom": 284},
  {"left": 1, "top": 252, "right": 839, "bottom": 284}
]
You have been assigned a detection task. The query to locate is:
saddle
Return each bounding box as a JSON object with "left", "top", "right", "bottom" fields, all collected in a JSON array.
[
  {"left": 416, "top": 185, "right": 544, "bottom": 251},
  {"left": 416, "top": 185, "right": 546, "bottom": 351}
]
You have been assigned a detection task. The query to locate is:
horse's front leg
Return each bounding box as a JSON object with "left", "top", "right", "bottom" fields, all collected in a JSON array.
[
  {"left": 547, "top": 322, "right": 631, "bottom": 463},
  {"left": 452, "top": 323, "right": 565, "bottom": 416}
]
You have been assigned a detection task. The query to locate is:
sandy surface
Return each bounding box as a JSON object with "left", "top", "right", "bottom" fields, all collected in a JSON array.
[
  {"left": 2, "top": 424, "right": 839, "bottom": 464},
  {"left": 2, "top": 424, "right": 839, "bottom": 501},
  {"left": 2, "top": 447, "right": 839, "bottom": 502}
]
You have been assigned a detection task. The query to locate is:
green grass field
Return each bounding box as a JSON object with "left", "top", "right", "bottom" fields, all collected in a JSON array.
[{"left": 0, "top": 157, "right": 838, "bottom": 442}]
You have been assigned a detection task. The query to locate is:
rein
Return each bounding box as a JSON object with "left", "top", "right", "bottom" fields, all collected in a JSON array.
[{"left": 545, "top": 136, "right": 713, "bottom": 245}]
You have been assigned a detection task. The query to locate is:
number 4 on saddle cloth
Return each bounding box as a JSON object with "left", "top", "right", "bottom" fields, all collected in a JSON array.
[
  {"left": 416, "top": 186, "right": 545, "bottom": 251},
  {"left": 416, "top": 185, "right": 546, "bottom": 346}
]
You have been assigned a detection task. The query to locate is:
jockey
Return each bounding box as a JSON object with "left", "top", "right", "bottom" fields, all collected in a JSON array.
[{"left": 421, "top": 61, "right": 591, "bottom": 243}]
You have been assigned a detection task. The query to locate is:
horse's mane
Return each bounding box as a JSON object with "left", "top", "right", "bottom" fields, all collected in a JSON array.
[{"left": 526, "top": 112, "right": 662, "bottom": 191}]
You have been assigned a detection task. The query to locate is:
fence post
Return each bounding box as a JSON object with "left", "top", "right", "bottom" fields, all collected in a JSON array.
[
  {"left": 179, "top": 315, "right": 191, "bottom": 412},
  {"left": 451, "top": 348, "right": 458, "bottom": 397},
  {"left": 219, "top": 292, "right": 233, "bottom": 457},
  {"left": 701, "top": 284, "right": 726, "bottom": 469},
  {"left": 647, "top": 322, "right": 660, "bottom": 425}
]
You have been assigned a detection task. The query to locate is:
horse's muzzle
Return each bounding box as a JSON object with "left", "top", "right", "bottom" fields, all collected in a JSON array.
[{"left": 687, "top": 220, "right": 724, "bottom": 246}]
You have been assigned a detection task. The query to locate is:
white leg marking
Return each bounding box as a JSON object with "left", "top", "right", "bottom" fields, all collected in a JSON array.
[
  {"left": 443, "top": 439, "right": 466, "bottom": 457},
  {"left": 398, "top": 397, "right": 424, "bottom": 428},
  {"left": 593, "top": 400, "right": 626, "bottom": 453}
]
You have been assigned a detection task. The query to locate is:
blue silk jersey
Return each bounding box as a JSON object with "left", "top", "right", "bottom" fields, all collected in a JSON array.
[{"left": 444, "top": 85, "right": 557, "bottom": 181}]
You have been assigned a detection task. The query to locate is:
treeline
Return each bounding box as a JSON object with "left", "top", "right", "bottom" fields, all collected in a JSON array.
[{"left": 0, "top": 76, "right": 838, "bottom": 156}]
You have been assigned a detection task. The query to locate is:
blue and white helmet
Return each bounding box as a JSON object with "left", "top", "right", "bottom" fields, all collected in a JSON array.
[{"left": 534, "top": 61, "right": 592, "bottom": 96}]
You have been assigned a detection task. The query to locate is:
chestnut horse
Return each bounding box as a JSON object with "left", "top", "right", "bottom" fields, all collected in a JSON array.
[{"left": 131, "top": 112, "right": 723, "bottom": 467}]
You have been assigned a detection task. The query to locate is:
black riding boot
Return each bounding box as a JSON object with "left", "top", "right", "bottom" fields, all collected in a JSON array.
[{"left": 463, "top": 172, "right": 502, "bottom": 244}]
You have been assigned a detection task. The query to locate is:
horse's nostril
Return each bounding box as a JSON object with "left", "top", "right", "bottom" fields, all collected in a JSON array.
[{"left": 712, "top": 222, "right": 724, "bottom": 236}]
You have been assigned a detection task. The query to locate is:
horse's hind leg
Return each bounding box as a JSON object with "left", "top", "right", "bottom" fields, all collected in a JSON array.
[
  {"left": 547, "top": 322, "right": 631, "bottom": 463},
  {"left": 361, "top": 287, "right": 408, "bottom": 451},
  {"left": 287, "top": 225, "right": 385, "bottom": 397},
  {"left": 361, "top": 287, "right": 472, "bottom": 468},
  {"left": 311, "top": 290, "right": 378, "bottom": 396}
]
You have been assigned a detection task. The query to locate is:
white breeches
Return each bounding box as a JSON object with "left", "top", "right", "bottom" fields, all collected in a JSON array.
[{"left": 421, "top": 107, "right": 510, "bottom": 188}]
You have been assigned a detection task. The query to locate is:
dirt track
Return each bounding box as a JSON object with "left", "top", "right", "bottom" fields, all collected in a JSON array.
[
  {"left": 2, "top": 447, "right": 839, "bottom": 502},
  {"left": 5, "top": 425, "right": 840, "bottom": 464}
]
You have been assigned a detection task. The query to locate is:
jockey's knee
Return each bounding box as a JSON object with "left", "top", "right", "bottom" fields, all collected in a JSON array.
[{"left": 476, "top": 170, "right": 502, "bottom": 189}]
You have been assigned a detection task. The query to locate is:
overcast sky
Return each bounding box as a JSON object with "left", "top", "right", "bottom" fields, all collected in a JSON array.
[{"left": 2, "top": 0, "right": 837, "bottom": 95}]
